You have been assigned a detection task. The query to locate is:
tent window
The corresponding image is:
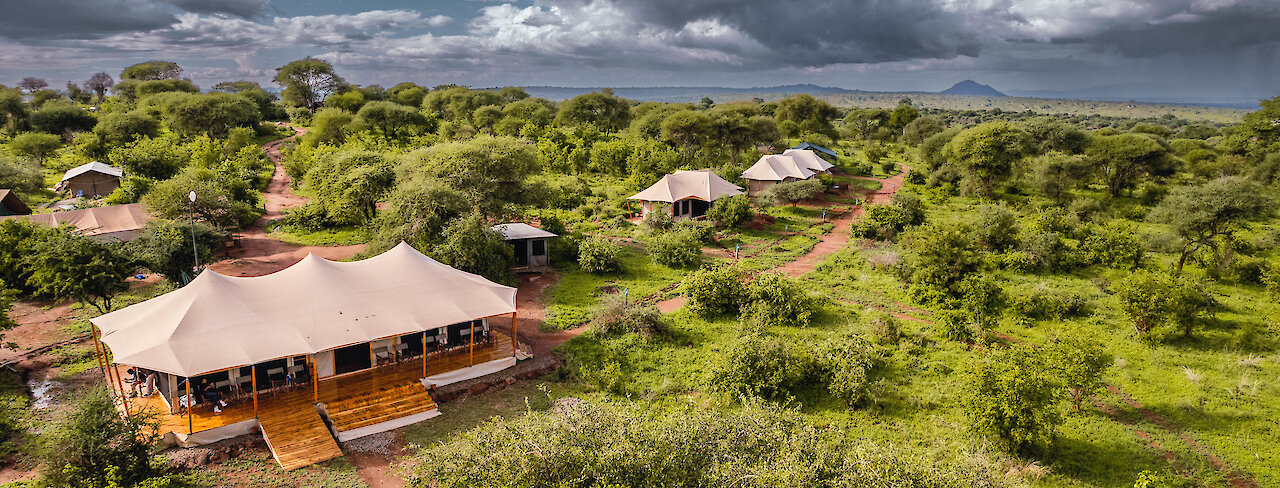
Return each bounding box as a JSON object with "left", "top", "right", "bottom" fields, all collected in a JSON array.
[
  {"left": 333, "top": 343, "right": 371, "bottom": 375},
  {"left": 531, "top": 239, "right": 546, "bottom": 256}
]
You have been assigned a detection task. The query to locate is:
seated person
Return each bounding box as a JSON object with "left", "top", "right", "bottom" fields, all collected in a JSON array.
[
  {"left": 200, "top": 380, "right": 228, "bottom": 413},
  {"left": 125, "top": 367, "right": 143, "bottom": 383},
  {"left": 140, "top": 371, "right": 158, "bottom": 398}
]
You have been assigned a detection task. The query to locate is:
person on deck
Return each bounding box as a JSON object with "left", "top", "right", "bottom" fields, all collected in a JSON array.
[{"left": 200, "top": 380, "right": 228, "bottom": 413}]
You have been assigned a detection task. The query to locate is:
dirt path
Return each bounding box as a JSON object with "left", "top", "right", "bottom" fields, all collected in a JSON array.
[{"left": 775, "top": 164, "right": 907, "bottom": 277}]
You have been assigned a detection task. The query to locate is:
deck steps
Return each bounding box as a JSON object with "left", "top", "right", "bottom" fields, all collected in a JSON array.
[
  {"left": 325, "top": 381, "right": 437, "bottom": 434},
  {"left": 258, "top": 407, "right": 343, "bottom": 471}
]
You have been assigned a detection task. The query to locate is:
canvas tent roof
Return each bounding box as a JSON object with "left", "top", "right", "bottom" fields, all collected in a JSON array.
[
  {"left": 493, "top": 223, "right": 557, "bottom": 240},
  {"left": 0, "top": 203, "right": 149, "bottom": 240},
  {"left": 0, "top": 190, "right": 31, "bottom": 215},
  {"left": 60, "top": 161, "right": 122, "bottom": 182},
  {"left": 791, "top": 142, "right": 838, "bottom": 159},
  {"left": 93, "top": 242, "right": 518, "bottom": 377},
  {"left": 740, "top": 155, "right": 816, "bottom": 182},
  {"left": 628, "top": 169, "right": 743, "bottom": 203},
  {"left": 782, "top": 149, "right": 835, "bottom": 172}
]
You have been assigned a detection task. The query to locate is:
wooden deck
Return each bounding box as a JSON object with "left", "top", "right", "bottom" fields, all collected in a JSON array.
[{"left": 110, "top": 332, "right": 514, "bottom": 469}]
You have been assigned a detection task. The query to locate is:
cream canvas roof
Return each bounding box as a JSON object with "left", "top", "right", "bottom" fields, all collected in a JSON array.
[
  {"left": 93, "top": 242, "right": 517, "bottom": 377},
  {"left": 61, "top": 161, "right": 122, "bottom": 182},
  {"left": 740, "top": 155, "right": 816, "bottom": 182},
  {"left": 493, "top": 222, "right": 557, "bottom": 240},
  {"left": 628, "top": 169, "right": 743, "bottom": 203},
  {"left": 0, "top": 203, "right": 149, "bottom": 240},
  {"left": 782, "top": 149, "right": 835, "bottom": 172}
]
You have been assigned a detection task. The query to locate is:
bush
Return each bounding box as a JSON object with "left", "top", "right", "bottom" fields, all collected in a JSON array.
[
  {"left": 649, "top": 230, "right": 702, "bottom": 268},
  {"left": 41, "top": 388, "right": 171, "bottom": 488},
  {"left": 964, "top": 345, "right": 1062, "bottom": 455},
  {"left": 743, "top": 272, "right": 814, "bottom": 329},
  {"left": 578, "top": 237, "right": 622, "bottom": 274},
  {"left": 1008, "top": 282, "right": 1088, "bottom": 320},
  {"left": 764, "top": 178, "right": 826, "bottom": 206},
  {"left": 818, "top": 335, "right": 878, "bottom": 405},
  {"left": 640, "top": 206, "right": 673, "bottom": 233},
  {"left": 706, "top": 194, "right": 752, "bottom": 228},
  {"left": 0, "top": 154, "right": 43, "bottom": 194},
  {"left": 973, "top": 204, "right": 1020, "bottom": 252},
  {"left": 595, "top": 297, "right": 669, "bottom": 339},
  {"left": 9, "top": 132, "right": 62, "bottom": 162},
  {"left": 1080, "top": 220, "right": 1144, "bottom": 269},
  {"left": 672, "top": 219, "right": 714, "bottom": 243},
  {"left": 1114, "top": 270, "right": 1214, "bottom": 338},
  {"left": 710, "top": 334, "right": 813, "bottom": 401},
  {"left": 683, "top": 265, "right": 746, "bottom": 317},
  {"left": 277, "top": 202, "right": 334, "bottom": 231}
]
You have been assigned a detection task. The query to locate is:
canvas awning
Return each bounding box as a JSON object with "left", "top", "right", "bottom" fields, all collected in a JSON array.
[
  {"left": 782, "top": 149, "right": 835, "bottom": 173},
  {"left": 0, "top": 203, "right": 149, "bottom": 241},
  {"left": 93, "top": 242, "right": 517, "bottom": 377},
  {"left": 628, "top": 169, "right": 743, "bottom": 203},
  {"left": 740, "top": 155, "right": 816, "bottom": 182},
  {"left": 493, "top": 222, "right": 557, "bottom": 240}
]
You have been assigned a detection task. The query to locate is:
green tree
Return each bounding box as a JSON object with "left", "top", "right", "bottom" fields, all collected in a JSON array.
[
  {"left": 9, "top": 132, "right": 62, "bottom": 162},
  {"left": 428, "top": 213, "right": 514, "bottom": 285},
  {"left": 973, "top": 203, "right": 1020, "bottom": 252},
  {"left": 0, "top": 88, "right": 29, "bottom": 136},
  {"left": 555, "top": 91, "right": 631, "bottom": 132},
  {"left": 1081, "top": 220, "right": 1144, "bottom": 269},
  {"left": 1086, "top": 133, "right": 1174, "bottom": 197},
  {"left": 964, "top": 345, "right": 1062, "bottom": 455},
  {"left": 356, "top": 101, "right": 432, "bottom": 138},
  {"left": 903, "top": 222, "right": 984, "bottom": 304},
  {"left": 29, "top": 101, "right": 96, "bottom": 134},
  {"left": 706, "top": 194, "right": 752, "bottom": 229},
  {"left": 108, "top": 135, "right": 188, "bottom": 180},
  {"left": 743, "top": 272, "right": 814, "bottom": 329},
  {"left": 274, "top": 57, "right": 347, "bottom": 110},
  {"left": 0, "top": 154, "right": 43, "bottom": 193},
  {"left": 577, "top": 237, "right": 622, "bottom": 274},
  {"left": 324, "top": 89, "right": 365, "bottom": 113},
  {"left": 1047, "top": 330, "right": 1111, "bottom": 411},
  {"left": 133, "top": 79, "right": 199, "bottom": 98},
  {"left": 944, "top": 122, "right": 1029, "bottom": 198},
  {"left": 1030, "top": 151, "right": 1090, "bottom": 203},
  {"left": 93, "top": 111, "right": 159, "bottom": 145},
  {"left": 1024, "top": 119, "right": 1088, "bottom": 154},
  {"left": 888, "top": 103, "right": 919, "bottom": 132},
  {"left": 308, "top": 107, "right": 354, "bottom": 145},
  {"left": 369, "top": 178, "right": 470, "bottom": 250},
  {"left": 129, "top": 220, "right": 228, "bottom": 285},
  {"left": 17, "top": 77, "right": 48, "bottom": 93},
  {"left": 684, "top": 265, "right": 746, "bottom": 317},
  {"left": 901, "top": 116, "right": 944, "bottom": 145},
  {"left": 24, "top": 231, "right": 135, "bottom": 313},
  {"left": 775, "top": 94, "right": 839, "bottom": 136},
  {"left": 660, "top": 110, "right": 712, "bottom": 164},
  {"left": 120, "top": 60, "right": 182, "bottom": 80},
  {"left": 1114, "top": 270, "right": 1214, "bottom": 338},
  {"left": 401, "top": 136, "right": 539, "bottom": 216},
  {"left": 0, "top": 219, "right": 51, "bottom": 296},
  {"left": 143, "top": 168, "right": 256, "bottom": 229},
  {"left": 41, "top": 388, "right": 170, "bottom": 488},
  {"left": 760, "top": 178, "right": 825, "bottom": 207},
  {"left": 304, "top": 151, "right": 394, "bottom": 226},
  {"left": 1149, "top": 177, "right": 1276, "bottom": 277},
  {"left": 157, "top": 92, "right": 260, "bottom": 137}
]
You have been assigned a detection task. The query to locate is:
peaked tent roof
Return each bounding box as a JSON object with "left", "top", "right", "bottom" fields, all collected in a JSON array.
[
  {"left": 791, "top": 142, "right": 838, "bottom": 159},
  {"left": 0, "top": 203, "right": 149, "bottom": 239},
  {"left": 740, "top": 155, "right": 816, "bottom": 182},
  {"left": 493, "top": 223, "right": 557, "bottom": 240},
  {"left": 60, "top": 161, "right": 122, "bottom": 182},
  {"left": 93, "top": 242, "right": 518, "bottom": 377},
  {"left": 628, "top": 169, "right": 743, "bottom": 202},
  {"left": 782, "top": 149, "right": 835, "bottom": 172},
  {"left": 0, "top": 190, "right": 31, "bottom": 215}
]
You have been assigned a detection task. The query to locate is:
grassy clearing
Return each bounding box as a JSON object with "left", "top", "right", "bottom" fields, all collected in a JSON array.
[{"left": 542, "top": 247, "right": 688, "bottom": 330}]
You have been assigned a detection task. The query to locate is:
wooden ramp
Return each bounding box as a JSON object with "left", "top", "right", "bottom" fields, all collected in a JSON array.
[
  {"left": 325, "top": 381, "right": 437, "bottom": 438},
  {"left": 258, "top": 407, "right": 343, "bottom": 471}
]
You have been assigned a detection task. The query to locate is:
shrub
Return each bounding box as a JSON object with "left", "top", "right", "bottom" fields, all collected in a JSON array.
[
  {"left": 649, "top": 230, "right": 702, "bottom": 268},
  {"left": 672, "top": 219, "right": 714, "bottom": 243},
  {"left": 41, "top": 388, "right": 171, "bottom": 488},
  {"left": 1113, "top": 270, "right": 1214, "bottom": 338},
  {"left": 706, "top": 194, "right": 752, "bottom": 228},
  {"left": 277, "top": 202, "right": 334, "bottom": 231},
  {"left": 1008, "top": 282, "right": 1088, "bottom": 320},
  {"left": 683, "top": 265, "right": 746, "bottom": 317},
  {"left": 709, "top": 334, "right": 813, "bottom": 400},
  {"left": 963, "top": 345, "right": 1062, "bottom": 455},
  {"left": 818, "top": 335, "right": 878, "bottom": 405},
  {"left": 640, "top": 205, "right": 673, "bottom": 233},
  {"left": 577, "top": 237, "right": 622, "bottom": 274},
  {"left": 1081, "top": 220, "right": 1144, "bottom": 269},
  {"left": 761, "top": 178, "right": 825, "bottom": 206},
  {"left": 973, "top": 204, "right": 1020, "bottom": 252},
  {"left": 743, "top": 272, "right": 814, "bottom": 328},
  {"left": 595, "top": 297, "right": 669, "bottom": 339}
]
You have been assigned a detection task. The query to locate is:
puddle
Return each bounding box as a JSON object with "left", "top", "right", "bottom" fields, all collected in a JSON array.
[{"left": 28, "top": 377, "right": 61, "bottom": 410}]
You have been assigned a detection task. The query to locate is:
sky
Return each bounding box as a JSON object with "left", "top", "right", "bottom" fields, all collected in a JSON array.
[{"left": 0, "top": 0, "right": 1277, "bottom": 101}]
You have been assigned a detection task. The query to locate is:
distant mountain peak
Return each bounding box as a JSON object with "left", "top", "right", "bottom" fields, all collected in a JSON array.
[{"left": 940, "top": 80, "right": 1006, "bottom": 97}]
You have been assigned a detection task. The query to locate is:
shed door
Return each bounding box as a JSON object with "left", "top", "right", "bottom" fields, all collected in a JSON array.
[{"left": 513, "top": 240, "right": 529, "bottom": 266}]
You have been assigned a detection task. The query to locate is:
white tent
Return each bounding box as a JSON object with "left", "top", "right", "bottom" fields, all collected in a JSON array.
[
  {"left": 782, "top": 149, "right": 835, "bottom": 173},
  {"left": 628, "top": 169, "right": 743, "bottom": 219},
  {"left": 1, "top": 203, "right": 150, "bottom": 241},
  {"left": 741, "top": 155, "right": 816, "bottom": 182},
  {"left": 94, "top": 242, "right": 516, "bottom": 377}
]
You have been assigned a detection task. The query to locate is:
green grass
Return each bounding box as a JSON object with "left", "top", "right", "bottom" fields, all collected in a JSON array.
[
  {"left": 543, "top": 247, "right": 689, "bottom": 330},
  {"left": 266, "top": 224, "right": 370, "bottom": 246},
  {"left": 184, "top": 456, "right": 366, "bottom": 488},
  {"left": 400, "top": 380, "right": 583, "bottom": 448}
]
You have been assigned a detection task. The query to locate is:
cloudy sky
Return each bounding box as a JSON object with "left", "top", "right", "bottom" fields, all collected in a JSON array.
[{"left": 0, "top": 0, "right": 1277, "bottom": 100}]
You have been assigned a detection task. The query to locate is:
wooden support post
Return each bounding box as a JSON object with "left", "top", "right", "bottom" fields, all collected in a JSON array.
[
  {"left": 421, "top": 334, "right": 427, "bottom": 378},
  {"left": 511, "top": 312, "right": 518, "bottom": 354},
  {"left": 469, "top": 321, "right": 475, "bottom": 367},
  {"left": 104, "top": 346, "right": 130, "bottom": 417},
  {"left": 311, "top": 356, "right": 318, "bottom": 404},
  {"left": 185, "top": 380, "right": 193, "bottom": 435},
  {"left": 90, "top": 325, "right": 107, "bottom": 378},
  {"left": 251, "top": 365, "right": 258, "bottom": 417}
]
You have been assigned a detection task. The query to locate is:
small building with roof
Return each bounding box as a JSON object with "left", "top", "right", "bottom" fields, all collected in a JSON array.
[
  {"left": 628, "top": 169, "right": 744, "bottom": 220},
  {"left": 0, "top": 203, "right": 150, "bottom": 241},
  {"left": 791, "top": 142, "right": 839, "bottom": 160},
  {"left": 56, "top": 161, "right": 123, "bottom": 198},
  {"left": 493, "top": 222, "right": 557, "bottom": 270},
  {"left": 0, "top": 190, "right": 31, "bottom": 216}
]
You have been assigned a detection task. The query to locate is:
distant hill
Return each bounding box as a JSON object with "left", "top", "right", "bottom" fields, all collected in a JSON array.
[{"left": 940, "top": 80, "right": 1006, "bottom": 97}]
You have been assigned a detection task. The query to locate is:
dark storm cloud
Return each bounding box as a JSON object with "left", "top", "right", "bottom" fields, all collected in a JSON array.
[
  {"left": 0, "top": 0, "right": 177, "bottom": 40},
  {"left": 161, "top": 0, "right": 273, "bottom": 19},
  {"left": 596, "top": 0, "right": 982, "bottom": 66},
  {"left": 1073, "top": 3, "right": 1280, "bottom": 58}
]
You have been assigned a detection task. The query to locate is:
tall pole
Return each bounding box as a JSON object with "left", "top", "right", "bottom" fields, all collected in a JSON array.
[
  {"left": 511, "top": 313, "right": 518, "bottom": 354},
  {"left": 185, "top": 380, "right": 193, "bottom": 435},
  {"left": 421, "top": 334, "right": 427, "bottom": 378},
  {"left": 251, "top": 365, "right": 258, "bottom": 417},
  {"left": 187, "top": 191, "right": 199, "bottom": 283},
  {"left": 469, "top": 321, "right": 475, "bottom": 367}
]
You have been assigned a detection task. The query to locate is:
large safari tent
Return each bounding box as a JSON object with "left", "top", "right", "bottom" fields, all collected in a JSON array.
[
  {"left": 0, "top": 190, "right": 31, "bottom": 216},
  {"left": 740, "top": 149, "right": 834, "bottom": 196},
  {"left": 628, "top": 169, "right": 744, "bottom": 220},
  {"left": 0, "top": 203, "right": 150, "bottom": 241},
  {"left": 56, "top": 161, "right": 122, "bottom": 198},
  {"left": 91, "top": 243, "right": 530, "bottom": 470}
]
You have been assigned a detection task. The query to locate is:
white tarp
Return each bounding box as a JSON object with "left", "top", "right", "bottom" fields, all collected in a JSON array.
[
  {"left": 781, "top": 149, "right": 835, "bottom": 173},
  {"left": 628, "top": 169, "right": 743, "bottom": 203},
  {"left": 740, "top": 155, "right": 816, "bottom": 182},
  {"left": 94, "top": 242, "right": 517, "bottom": 377},
  {"left": 421, "top": 356, "right": 518, "bottom": 388}
]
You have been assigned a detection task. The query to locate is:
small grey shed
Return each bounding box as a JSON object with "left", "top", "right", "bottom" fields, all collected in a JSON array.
[{"left": 493, "top": 223, "right": 558, "bottom": 270}]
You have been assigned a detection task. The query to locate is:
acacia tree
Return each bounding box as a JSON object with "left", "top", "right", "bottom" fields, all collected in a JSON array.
[
  {"left": 356, "top": 101, "right": 431, "bottom": 138},
  {"left": 82, "top": 72, "right": 114, "bottom": 100},
  {"left": 944, "top": 122, "right": 1029, "bottom": 198},
  {"left": 1086, "top": 133, "right": 1173, "bottom": 197},
  {"left": 17, "top": 77, "right": 48, "bottom": 93},
  {"left": 23, "top": 231, "right": 135, "bottom": 314},
  {"left": 129, "top": 220, "right": 227, "bottom": 285},
  {"left": 964, "top": 345, "right": 1062, "bottom": 455},
  {"left": 428, "top": 213, "right": 514, "bottom": 285},
  {"left": 1114, "top": 270, "right": 1214, "bottom": 338},
  {"left": 274, "top": 57, "right": 347, "bottom": 110},
  {"left": 120, "top": 60, "right": 182, "bottom": 80},
  {"left": 555, "top": 91, "right": 631, "bottom": 132},
  {"left": 1148, "top": 177, "right": 1277, "bottom": 276},
  {"left": 660, "top": 110, "right": 712, "bottom": 165},
  {"left": 1047, "top": 330, "right": 1111, "bottom": 411},
  {"left": 1030, "top": 152, "right": 1090, "bottom": 203}
]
